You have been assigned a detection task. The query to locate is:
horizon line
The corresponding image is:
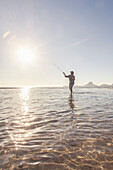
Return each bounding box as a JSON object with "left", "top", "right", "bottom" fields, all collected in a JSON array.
[{"left": 0, "top": 82, "right": 113, "bottom": 89}]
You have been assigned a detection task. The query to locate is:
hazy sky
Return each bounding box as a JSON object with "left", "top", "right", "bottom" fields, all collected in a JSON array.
[{"left": 0, "top": 0, "right": 113, "bottom": 86}]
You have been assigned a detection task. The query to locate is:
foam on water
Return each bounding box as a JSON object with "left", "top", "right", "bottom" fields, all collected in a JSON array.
[{"left": 0, "top": 87, "right": 113, "bottom": 169}]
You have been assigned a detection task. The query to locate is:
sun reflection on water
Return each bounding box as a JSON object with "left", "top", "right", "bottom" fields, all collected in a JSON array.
[
  {"left": 20, "top": 87, "right": 30, "bottom": 116},
  {"left": 9, "top": 87, "right": 35, "bottom": 150},
  {"left": 20, "top": 87, "right": 30, "bottom": 101}
]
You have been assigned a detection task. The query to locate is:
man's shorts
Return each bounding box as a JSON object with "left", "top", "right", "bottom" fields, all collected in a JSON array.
[{"left": 69, "top": 82, "right": 74, "bottom": 89}]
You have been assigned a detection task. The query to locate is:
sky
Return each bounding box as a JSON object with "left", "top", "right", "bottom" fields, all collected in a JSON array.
[{"left": 0, "top": 0, "right": 113, "bottom": 87}]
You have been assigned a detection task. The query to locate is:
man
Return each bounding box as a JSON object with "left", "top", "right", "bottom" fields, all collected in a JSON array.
[{"left": 63, "top": 71, "right": 75, "bottom": 93}]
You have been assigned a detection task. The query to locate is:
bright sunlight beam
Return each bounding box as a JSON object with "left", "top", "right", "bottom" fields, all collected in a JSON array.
[{"left": 17, "top": 46, "right": 36, "bottom": 65}]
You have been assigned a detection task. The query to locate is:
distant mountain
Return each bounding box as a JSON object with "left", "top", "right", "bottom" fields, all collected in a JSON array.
[
  {"left": 99, "top": 84, "right": 111, "bottom": 88},
  {"left": 98, "top": 83, "right": 113, "bottom": 88},
  {"left": 0, "top": 87, "right": 22, "bottom": 89},
  {"left": 76, "top": 82, "right": 113, "bottom": 88},
  {"left": 83, "top": 82, "right": 98, "bottom": 88}
]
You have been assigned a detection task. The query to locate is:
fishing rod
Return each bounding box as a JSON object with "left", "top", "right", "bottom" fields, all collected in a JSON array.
[{"left": 51, "top": 62, "right": 64, "bottom": 73}]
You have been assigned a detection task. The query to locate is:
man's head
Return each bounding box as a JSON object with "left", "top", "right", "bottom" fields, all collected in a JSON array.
[{"left": 70, "top": 71, "right": 74, "bottom": 75}]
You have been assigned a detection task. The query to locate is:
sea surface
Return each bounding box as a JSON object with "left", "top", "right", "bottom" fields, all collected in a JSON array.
[{"left": 0, "top": 87, "right": 113, "bottom": 170}]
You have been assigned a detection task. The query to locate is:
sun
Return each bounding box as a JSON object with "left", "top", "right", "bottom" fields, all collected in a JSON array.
[{"left": 17, "top": 46, "right": 35, "bottom": 64}]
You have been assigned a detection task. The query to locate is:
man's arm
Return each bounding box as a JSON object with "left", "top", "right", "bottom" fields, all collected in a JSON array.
[{"left": 63, "top": 72, "right": 69, "bottom": 78}]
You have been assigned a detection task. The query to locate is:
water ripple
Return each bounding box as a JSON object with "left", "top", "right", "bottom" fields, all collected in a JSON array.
[{"left": 0, "top": 88, "right": 113, "bottom": 169}]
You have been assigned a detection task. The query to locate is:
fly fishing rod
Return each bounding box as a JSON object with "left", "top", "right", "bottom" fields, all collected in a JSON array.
[{"left": 51, "top": 62, "right": 63, "bottom": 73}]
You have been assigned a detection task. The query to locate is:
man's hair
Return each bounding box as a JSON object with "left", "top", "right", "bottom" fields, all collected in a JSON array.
[{"left": 70, "top": 71, "right": 74, "bottom": 74}]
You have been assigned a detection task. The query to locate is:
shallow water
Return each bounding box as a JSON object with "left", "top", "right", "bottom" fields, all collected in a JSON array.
[{"left": 0, "top": 87, "right": 113, "bottom": 169}]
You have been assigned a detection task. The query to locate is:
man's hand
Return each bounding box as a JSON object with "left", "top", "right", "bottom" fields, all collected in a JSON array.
[{"left": 63, "top": 72, "right": 66, "bottom": 77}]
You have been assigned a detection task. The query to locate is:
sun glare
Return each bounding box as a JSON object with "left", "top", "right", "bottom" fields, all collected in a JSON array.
[{"left": 17, "top": 46, "right": 35, "bottom": 64}]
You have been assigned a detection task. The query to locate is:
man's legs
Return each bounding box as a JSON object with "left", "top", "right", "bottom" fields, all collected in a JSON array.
[{"left": 70, "top": 87, "right": 72, "bottom": 93}]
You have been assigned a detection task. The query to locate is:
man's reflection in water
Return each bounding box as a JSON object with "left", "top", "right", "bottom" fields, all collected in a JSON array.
[{"left": 69, "top": 93, "right": 75, "bottom": 113}]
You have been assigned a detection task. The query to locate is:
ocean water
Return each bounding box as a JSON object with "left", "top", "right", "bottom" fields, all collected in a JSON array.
[{"left": 0, "top": 87, "right": 113, "bottom": 170}]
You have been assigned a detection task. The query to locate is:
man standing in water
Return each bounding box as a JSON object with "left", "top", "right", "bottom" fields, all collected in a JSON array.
[{"left": 63, "top": 71, "right": 75, "bottom": 93}]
